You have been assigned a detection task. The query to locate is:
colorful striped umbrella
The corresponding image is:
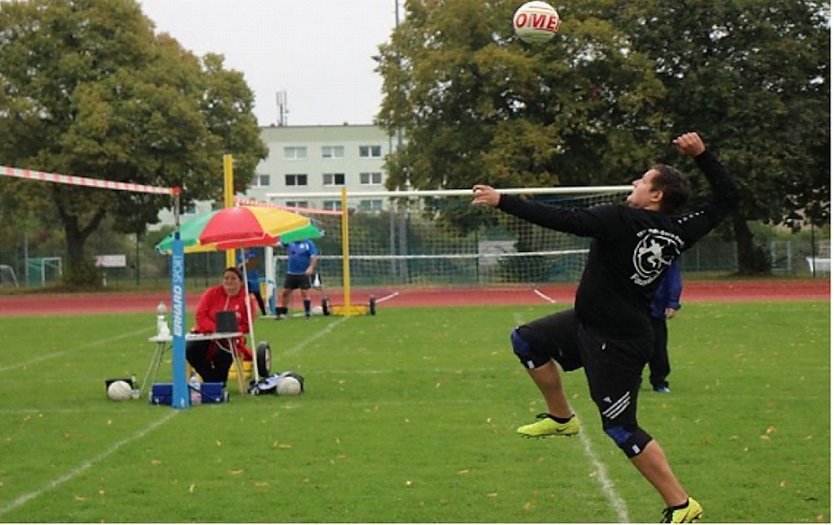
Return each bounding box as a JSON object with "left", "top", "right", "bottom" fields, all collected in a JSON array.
[
  {"left": 279, "top": 222, "right": 323, "bottom": 244},
  {"left": 155, "top": 206, "right": 310, "bottom": 254}
]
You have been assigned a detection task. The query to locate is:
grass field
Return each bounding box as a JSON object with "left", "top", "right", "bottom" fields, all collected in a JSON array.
[{"left": 0, "top": 301, "right": 828, "bottom": 523}]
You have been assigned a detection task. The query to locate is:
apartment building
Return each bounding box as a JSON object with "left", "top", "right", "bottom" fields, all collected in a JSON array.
[
  {"left": 154, "top": 124, "right": 398, "bottom": 227},
  {"left": 250, "top": 124, "right": 397, "bottom": 212}
]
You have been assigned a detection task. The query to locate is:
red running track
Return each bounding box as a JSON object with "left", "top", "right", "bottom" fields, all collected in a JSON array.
[{"left": 0, "top": 279, "right": 828, "bottom": 317}]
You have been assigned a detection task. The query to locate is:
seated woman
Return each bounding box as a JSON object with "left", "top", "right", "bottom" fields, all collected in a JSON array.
[{"left": 186, "top": 267, "right": 255, "bottom": 383}]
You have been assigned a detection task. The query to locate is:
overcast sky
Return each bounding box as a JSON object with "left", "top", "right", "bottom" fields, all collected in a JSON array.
[{"left": 137, "top": 0, "right": 399, "bottom": 127}]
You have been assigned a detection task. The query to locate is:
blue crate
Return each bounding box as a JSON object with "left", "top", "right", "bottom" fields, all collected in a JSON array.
[{"left": 149, "top": 382, "right": 228, "bottom": 405}]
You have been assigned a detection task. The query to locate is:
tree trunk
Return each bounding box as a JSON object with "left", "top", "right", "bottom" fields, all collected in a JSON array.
[
  {"left": 63, "top": 218, "right": 95, "bottom": 286},
  {"left": 58, "top": 201, "right": 108, "bottom": 286},
  {"left": 732, "top": 212, "right": 771, "bottom": 275}
]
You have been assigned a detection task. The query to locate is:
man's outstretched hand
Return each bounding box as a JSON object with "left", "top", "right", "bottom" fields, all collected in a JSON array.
[
  {"left": 673, "top": 132, "right": 706, "bottom": 157},
  {"left": 472, "top": 184, "right": 501, "bottom": 208}
]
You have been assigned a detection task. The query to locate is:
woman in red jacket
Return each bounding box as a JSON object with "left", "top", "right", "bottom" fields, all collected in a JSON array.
[{"left": 186, "top": 267, "right": 256, "bottom": 383}]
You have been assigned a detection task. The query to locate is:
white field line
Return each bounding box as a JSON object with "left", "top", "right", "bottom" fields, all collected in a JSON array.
[
  {"left": 0, "top": 327, "right": 150, "bottom": 374},
  {"left": 279, "top": 316, "right": 349, "bottom": 357},
  {"left": 0, "top": 408, "right": 93, "bottom": 415},
  {"left": 576, "top": 422, "right": 631, "bottom": 522},
  {"left": 532, "top": 288, "right": 558, "bottom": 303},
  {"left": 0, "top": 410, "right": 177, "bottom": 517},
  {"left": 512, "top": 309, "right": 629, "bottom": 522},
  {"left": 375, "top": 291, "right": 399, "bottom": 303}
]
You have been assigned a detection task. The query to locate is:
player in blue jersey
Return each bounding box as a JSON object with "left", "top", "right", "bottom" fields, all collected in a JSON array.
[{"left": 276, "top": 240, "right": 319, "bottom": 319}]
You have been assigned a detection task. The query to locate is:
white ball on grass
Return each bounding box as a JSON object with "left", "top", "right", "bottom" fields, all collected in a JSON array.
[
  {"left": 276, "top": 376, "right": 302, "bottom": 396},
  {"left": 107, "top": 380, "right": 133, "bottom": 401}
]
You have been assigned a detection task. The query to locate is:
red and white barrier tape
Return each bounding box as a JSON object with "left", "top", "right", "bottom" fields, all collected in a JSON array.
[
  {"left": 234, "top": 196, "right": 342, "bottom": 216},
  {"left": 1, "top": 165, "right": 178, "bottom": 195}
]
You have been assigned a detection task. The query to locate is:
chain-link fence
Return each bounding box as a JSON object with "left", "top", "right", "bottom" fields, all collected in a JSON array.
[{"left": 0, "top": 226, "right": 829, "bottom": 291}]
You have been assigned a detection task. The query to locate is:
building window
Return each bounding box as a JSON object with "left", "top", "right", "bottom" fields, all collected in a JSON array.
[
  {"left": 284, "top": 146, "right": 307, "bottom": 160},
  {"left": 323, "top": 173, "right": 345, "bottom": 186},
  {"left": 251, "top": 173, "right": 270, "bottom": 187},
  {"left": 359, "top": 145, "right": 382, "bottom": 158},
  {"left": 322, "top": 146, "right": 344, "bottom": 159},
  {"left": 359, "top": 199, "right": 383, "bottom": 212},
  {"left": 323, "top": 200, "right": 342, "bottom": 211},
  {"left": 285, "top": 201, "right": 309, "bottom": 209},
  {"left": 359, "top": 172, "right": 383, "bottom": 185},
  {"left": 285, "top": 174, "right": 308, "bottom": 186}
]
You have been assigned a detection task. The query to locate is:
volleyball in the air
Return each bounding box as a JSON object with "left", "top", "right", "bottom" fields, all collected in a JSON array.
[
  {"left": 107, "top": 380, "right": 133, "bottom": 401},
  {"left": 513, "top": 1, "right": 560, "bottom": 44}
]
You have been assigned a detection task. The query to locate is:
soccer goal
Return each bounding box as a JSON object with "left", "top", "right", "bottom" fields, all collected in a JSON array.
[
  {"left": 265, "top": 186, "right": 630, "bottom": 300},
  {"left": 25, "top": 257, "right": 63, "bottom": 286},
  {"left": 0, "top": 264, "right": 18, "bottom": 287}
]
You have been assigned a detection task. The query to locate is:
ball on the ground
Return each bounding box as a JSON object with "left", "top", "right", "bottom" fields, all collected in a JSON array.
[
  {"left": 276, "top": 376, "right": 302, "bottom": 396},
  {"left": 513, "top": 1, "right": 560, "bottom": 44},
  {"left": 107, "top": 380, "right": 133, "bottom": 401}
]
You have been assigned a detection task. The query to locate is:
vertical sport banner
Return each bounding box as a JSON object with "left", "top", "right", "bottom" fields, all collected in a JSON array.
[{"left": 170, "top": 234, "right": 189, "bottom": 408}]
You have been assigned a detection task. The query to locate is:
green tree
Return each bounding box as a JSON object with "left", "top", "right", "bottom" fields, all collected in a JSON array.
[
  {"left": 616, "top": 0, "right": 830, "bottom": 273},
  {"left": 378, "top": 0, "right": 667, "bottom": 193},
  {"left": 376, "top": 0, "right": 829, "bottom": 274},
  {"left": 0, "top": 0, "right": 267, "bottom": 285}
]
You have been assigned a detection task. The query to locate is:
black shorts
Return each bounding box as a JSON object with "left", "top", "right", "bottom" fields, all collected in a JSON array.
[
  {"left": 283, "top": 273, "right": 311, "bottom": 290},
  {"left": 518, "top": 309, "right": 653, "bottom": 428}
]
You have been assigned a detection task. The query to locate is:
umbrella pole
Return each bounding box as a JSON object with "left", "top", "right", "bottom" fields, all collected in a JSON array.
[{"left": 240, "top": 251, "right": 259, "bottom": 383}]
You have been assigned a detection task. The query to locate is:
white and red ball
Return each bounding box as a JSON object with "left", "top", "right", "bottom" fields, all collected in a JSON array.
[{"left": 513, "top": 1, "right": 561, "bottom": 44}]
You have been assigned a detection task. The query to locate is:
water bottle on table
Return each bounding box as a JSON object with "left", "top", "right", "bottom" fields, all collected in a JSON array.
[
  {"left": 189, "top": 372, "right": 202, "bottom": 405},
  {"left": 156, "top": 302, "right": 170, "bottom": 337}
]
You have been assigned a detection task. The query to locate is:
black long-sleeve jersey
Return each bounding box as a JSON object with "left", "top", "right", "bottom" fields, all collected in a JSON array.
[{"left": 497, "top": 151, "right": 739, "bottom": 339}]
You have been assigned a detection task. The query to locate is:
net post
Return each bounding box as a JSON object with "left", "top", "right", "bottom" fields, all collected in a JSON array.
[
  {"left": 170, "top": 189, "right": 189, "bottom": 408},
  {"left": 223, "top": 154, "right": 235, "bottom": 268},
  {"left": 340, "top": 186, "right": 352, "bottom": 309}
]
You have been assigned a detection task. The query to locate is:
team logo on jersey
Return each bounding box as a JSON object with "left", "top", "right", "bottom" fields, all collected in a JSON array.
[{"left": 631, "top": 229, "right": 683, "bottom": 286}]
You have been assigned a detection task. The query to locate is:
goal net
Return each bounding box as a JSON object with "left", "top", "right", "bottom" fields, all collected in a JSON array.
[{"left": 264, "top": 186, "right": 630, "bottom": 297}]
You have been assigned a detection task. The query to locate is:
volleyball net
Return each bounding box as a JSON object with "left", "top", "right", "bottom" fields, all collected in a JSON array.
[{"left": 262, "top": 186, "right": 631, "bottom": 297}]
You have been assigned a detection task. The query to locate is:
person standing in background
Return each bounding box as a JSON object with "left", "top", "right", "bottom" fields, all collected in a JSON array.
[
  {"left": 276, "top": 239, "right": 319, "bottom": 319},
  {"left": 238, "top": 249, "right": 267, "bottom": 316},
  {"left": 648, "top": 258, "right": 682, "bottom": 393}
]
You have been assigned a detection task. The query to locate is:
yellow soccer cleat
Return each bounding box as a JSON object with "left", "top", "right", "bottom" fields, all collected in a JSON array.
[
  {"left": 517, "top": 413, "right": 580, "bottom": 438},
  {"left": 661, "top": 497, "right": 703, "bottom": 523}
]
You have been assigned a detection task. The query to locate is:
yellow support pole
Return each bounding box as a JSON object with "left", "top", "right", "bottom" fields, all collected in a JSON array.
[
  {"left": 223, "top": 154, "right": 235, "bottom": 268},
  {"left": 330, "top": 187, "right": 369, "bottom": 317},
  {"left": 340, "top": 186, "right": 352, "bottom": 309}
]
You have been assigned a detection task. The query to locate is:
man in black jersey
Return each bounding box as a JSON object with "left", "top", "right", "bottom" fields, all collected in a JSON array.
[{"left": 472, "top": 132, "right": 738, "bottom": 523}]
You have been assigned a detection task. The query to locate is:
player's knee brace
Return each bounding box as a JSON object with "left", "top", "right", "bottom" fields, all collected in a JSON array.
[
  {"left": 603, "top": 424, "right": 653, "bottom": 458},
  {"left": 510, "top": 328, "right": 550, "bottom": 369}
]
